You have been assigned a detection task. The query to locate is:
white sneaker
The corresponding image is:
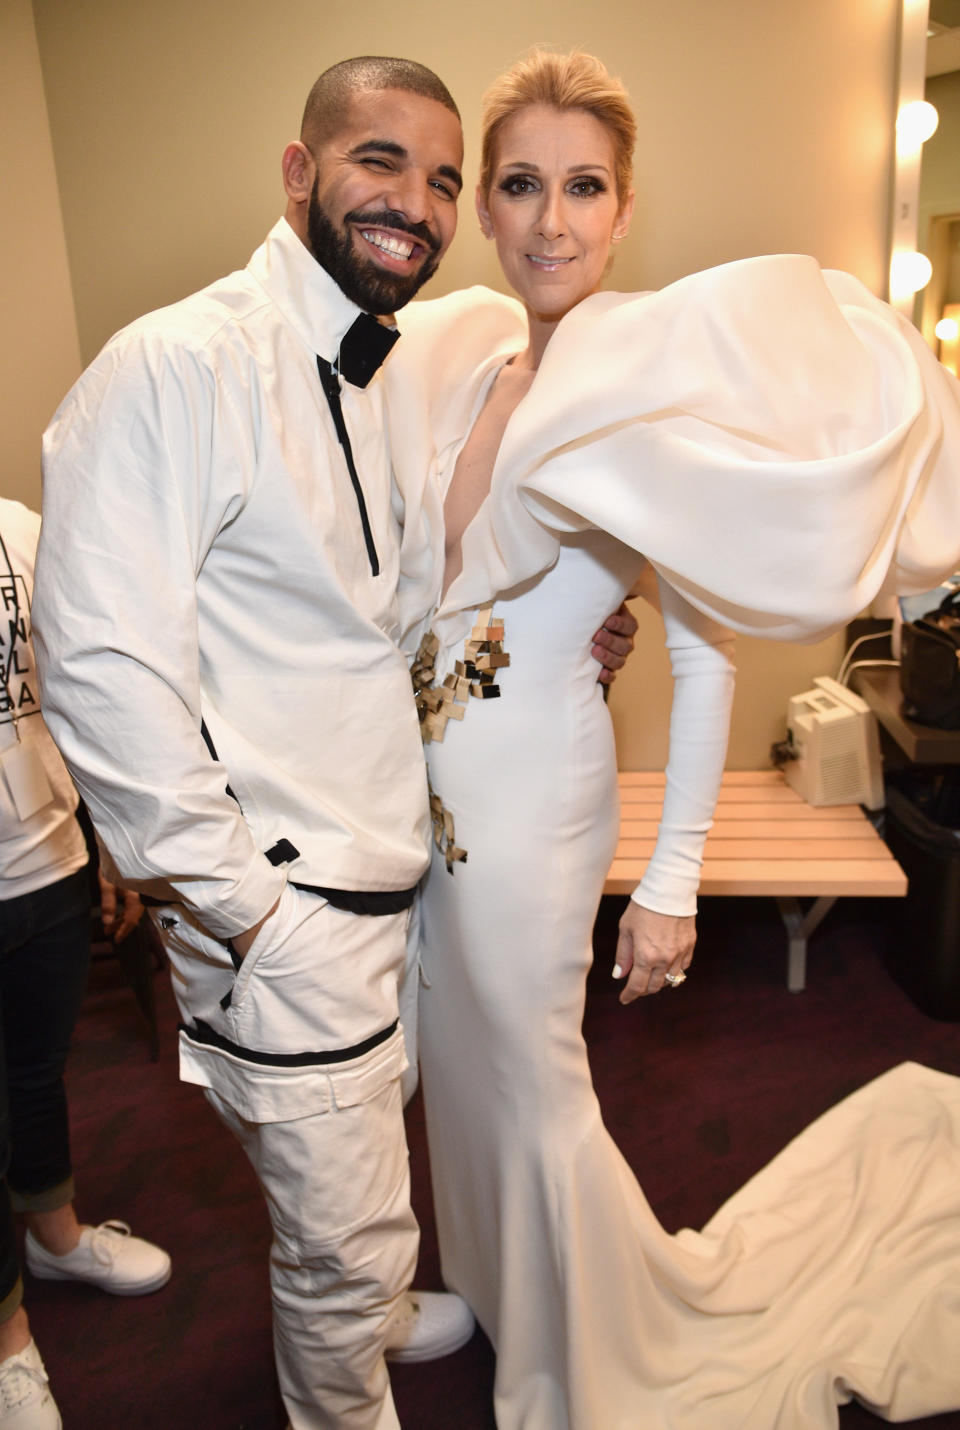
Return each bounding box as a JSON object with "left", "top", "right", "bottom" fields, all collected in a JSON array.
[
  {"left": 384, "top": 1290, "right": 474, "bottom": 1363},
  {"left": 24, "top": 1221, "right": 171, "bottom": 1296},
  {"left": 0, "top": 1341, "right": 61, "bottom": 1430}
]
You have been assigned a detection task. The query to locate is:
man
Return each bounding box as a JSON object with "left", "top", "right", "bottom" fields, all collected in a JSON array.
[{"left": 33, "top": 57, "right": 632, "bottom": 1429}]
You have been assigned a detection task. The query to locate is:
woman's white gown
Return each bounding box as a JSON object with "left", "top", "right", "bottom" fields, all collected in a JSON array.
[{"left": 384, "top": 257, "right": 960, "bottom": 1429}]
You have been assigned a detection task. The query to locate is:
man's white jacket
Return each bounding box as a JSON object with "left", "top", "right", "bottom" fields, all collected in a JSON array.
[{"left": 34, "top": 219, "right": 431, "bottom": 942}]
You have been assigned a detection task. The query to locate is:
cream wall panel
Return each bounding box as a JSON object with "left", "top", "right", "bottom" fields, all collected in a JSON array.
[
  {"left": 607, "top": 602, "right": 846, "bottom": 772},
  {"left": 33, "top": 0, "right": 899, "bottom": 363},
  {"left": 30, "top": 0, "right": 901, "bottom": 766},
  {"left": 0, "top": 0, "right": 81, "bottom": 509}
]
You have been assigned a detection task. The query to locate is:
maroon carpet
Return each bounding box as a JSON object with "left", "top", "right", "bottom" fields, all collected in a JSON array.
[{"left": 23, "top": 896, "right": 960, "bottom": 1429}]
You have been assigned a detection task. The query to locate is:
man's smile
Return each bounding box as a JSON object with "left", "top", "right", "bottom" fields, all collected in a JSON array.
[{"left": 358, "top": 228, "right": 422, "bottom": 266}]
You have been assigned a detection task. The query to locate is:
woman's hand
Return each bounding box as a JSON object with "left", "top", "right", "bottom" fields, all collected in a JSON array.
[
  {"left": 613, "top": 901, "right": 695, "bottom": 1004},
  {"left": 591, "top": 602, "right": 638, "bottom": 684}
]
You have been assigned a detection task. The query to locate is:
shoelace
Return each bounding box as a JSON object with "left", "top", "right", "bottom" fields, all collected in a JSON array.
[
  {"left": 0, "top": 1354, "right": 48, "bottom": 1411},
  {"left": 88, "top": 1218, "right": 132, "bottom": 1267}
]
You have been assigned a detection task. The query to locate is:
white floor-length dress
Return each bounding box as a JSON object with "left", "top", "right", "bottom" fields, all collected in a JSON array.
[{"left": 385, "top": 256, "right": 960, "bottom": 1429}]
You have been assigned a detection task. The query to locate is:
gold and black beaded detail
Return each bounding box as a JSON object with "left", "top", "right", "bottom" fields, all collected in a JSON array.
[
  {"left": 428, "top": 782, "right": 468, "bottom": 873},
  {"left": 411, "top": 605, "right": 510, "bottom": 872},
  {"left": 412, "top": 605, "right": 510, "bottom": 745}
]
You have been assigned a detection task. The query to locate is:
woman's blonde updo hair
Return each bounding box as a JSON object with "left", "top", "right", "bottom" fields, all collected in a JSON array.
[{"left": 479, "top": 50, "right": 636, "bottom": 203}]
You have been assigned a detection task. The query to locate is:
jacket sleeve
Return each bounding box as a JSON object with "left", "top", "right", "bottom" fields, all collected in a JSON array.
[
  {"left": 32, "top": 331, "right": 286, "bottom": 939},
  {"left": 632, "top": 572, "right": 736, "bottom": 917}
]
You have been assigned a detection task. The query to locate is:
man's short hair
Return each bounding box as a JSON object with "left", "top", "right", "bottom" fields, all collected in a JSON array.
[{"left": 301, "top": 57, "right": 460, "bottom": 152}]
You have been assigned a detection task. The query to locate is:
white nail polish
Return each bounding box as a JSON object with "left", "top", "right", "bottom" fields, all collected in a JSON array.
[{"left": 612, "top": 964, "right": 622, "bottom": 979}]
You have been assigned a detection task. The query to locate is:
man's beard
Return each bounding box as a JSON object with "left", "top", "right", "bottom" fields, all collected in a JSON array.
[{"left": 307, "top": 180, "right": 441, "bottom": 315}]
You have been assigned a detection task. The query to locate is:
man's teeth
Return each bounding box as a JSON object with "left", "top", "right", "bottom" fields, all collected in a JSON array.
[{"left": 362, "top": 231, "right": 415, "bottom": 260}]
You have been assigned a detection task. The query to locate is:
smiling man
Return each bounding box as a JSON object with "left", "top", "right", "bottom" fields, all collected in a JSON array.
[
  {"left": 33, "top": 58, "right": 471, "bottom": 1430},
  {"left": 298, "top": 80, "right": 461, "bottom": 312}
]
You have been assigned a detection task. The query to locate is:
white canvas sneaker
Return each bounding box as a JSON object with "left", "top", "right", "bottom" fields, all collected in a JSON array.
[
  {"left": 25, "top": 1220, "right": 171, "bottom": 1296},
  {"left": 0, "top": 1340, "right": 61, "bottom": 1430}
]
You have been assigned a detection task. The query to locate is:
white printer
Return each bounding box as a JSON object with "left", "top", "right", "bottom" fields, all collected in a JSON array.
[{"left": 783, "top": 675, "right": 884, "bottom": 809}]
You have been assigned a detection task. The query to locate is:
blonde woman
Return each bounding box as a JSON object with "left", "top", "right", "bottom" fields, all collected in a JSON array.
[{"left": 387, "top": 51, "right": 960, "bottom": 1430}]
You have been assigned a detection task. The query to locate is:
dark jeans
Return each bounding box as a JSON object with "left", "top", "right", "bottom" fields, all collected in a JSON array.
[{"left": 0, "top": 866, "right": 92, "bottom": 1312}]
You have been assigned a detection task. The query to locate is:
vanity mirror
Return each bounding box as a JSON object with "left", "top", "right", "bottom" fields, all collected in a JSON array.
[{"left": 907, "top": 0, "right": 960, "bottom": 366}]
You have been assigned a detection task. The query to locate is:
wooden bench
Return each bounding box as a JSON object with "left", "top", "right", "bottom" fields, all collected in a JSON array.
[{"left": 604, "top": 770, "right": 907, "bottom": 991}]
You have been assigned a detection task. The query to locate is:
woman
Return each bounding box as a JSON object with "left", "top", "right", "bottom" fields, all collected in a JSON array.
[{"left": 386, "top": 51, "right": 960, "bottom": 1430}]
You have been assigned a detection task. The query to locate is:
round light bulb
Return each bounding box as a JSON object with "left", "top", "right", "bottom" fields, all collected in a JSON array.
[
  {"left": 896, "top": 100, "right": 939, "bottom": 150},
  {"left": 935, "top": 317, "right": 959, "bottom": 343},
  {"left": 889, "top": 250, "right": 933, "bottom": 298}
]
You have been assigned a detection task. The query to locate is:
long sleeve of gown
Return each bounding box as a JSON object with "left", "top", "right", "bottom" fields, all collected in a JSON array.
[{"left": 632, "top": 574, "right": 736, "bottom": 918}]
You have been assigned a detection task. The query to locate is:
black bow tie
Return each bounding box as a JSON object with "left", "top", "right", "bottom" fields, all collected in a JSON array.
[{"left": 328, "top": 312, "right": 400, "bottom": 388}]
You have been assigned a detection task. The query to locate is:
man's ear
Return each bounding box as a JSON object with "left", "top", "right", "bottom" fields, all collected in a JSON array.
[{"left": 282, "top": 141, "right": 315, "bottom": 205}]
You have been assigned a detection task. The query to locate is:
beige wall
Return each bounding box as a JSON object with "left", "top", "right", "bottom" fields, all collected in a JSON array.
[
  {"left": 32, "top": 0, "right": 899, "bottom": 363},
  {"left": 0, "top": 0, "right": 81, "bottom": 510},
  {"left": 608, "top": 601, "right": 845, "bottom": 772},
  {"left": 25, "top": 0, "right": 902, "bottom": 765}
]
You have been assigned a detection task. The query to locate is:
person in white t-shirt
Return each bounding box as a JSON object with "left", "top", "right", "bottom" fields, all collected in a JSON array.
[{"left": 0, "top": 500, "right": 170, "bottom": 1430}]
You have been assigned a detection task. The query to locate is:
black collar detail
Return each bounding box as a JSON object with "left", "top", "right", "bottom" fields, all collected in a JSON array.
[{"left": 333, "top": 313, "right": 400, "bottom": 388}]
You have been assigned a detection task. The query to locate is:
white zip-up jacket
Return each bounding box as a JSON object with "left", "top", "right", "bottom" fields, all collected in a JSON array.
[{"left": 34, "top": 219, "right": 431, "bottom": 941}]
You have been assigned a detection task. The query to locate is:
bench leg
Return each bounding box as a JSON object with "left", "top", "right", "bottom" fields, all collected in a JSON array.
[{"left": 775, "top": 896, "right": 838, "bottom": 992}]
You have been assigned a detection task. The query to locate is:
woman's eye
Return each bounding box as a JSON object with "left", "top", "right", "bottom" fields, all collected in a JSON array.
[
  {"left": 570, "top": 178, "right": 604, "bottom": 197},
  {"left": 500, "top": 176, "right": 537, "bottom": 195}
]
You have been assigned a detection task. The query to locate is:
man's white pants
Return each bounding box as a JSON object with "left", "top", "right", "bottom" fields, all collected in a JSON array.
[{"left": 157, "top": 885, "right": 422, "bottom": 1430}]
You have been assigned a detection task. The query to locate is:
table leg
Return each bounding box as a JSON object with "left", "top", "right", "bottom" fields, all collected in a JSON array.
[{"left": 776, "top": 895, "right": 838, "bottom": 992}]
